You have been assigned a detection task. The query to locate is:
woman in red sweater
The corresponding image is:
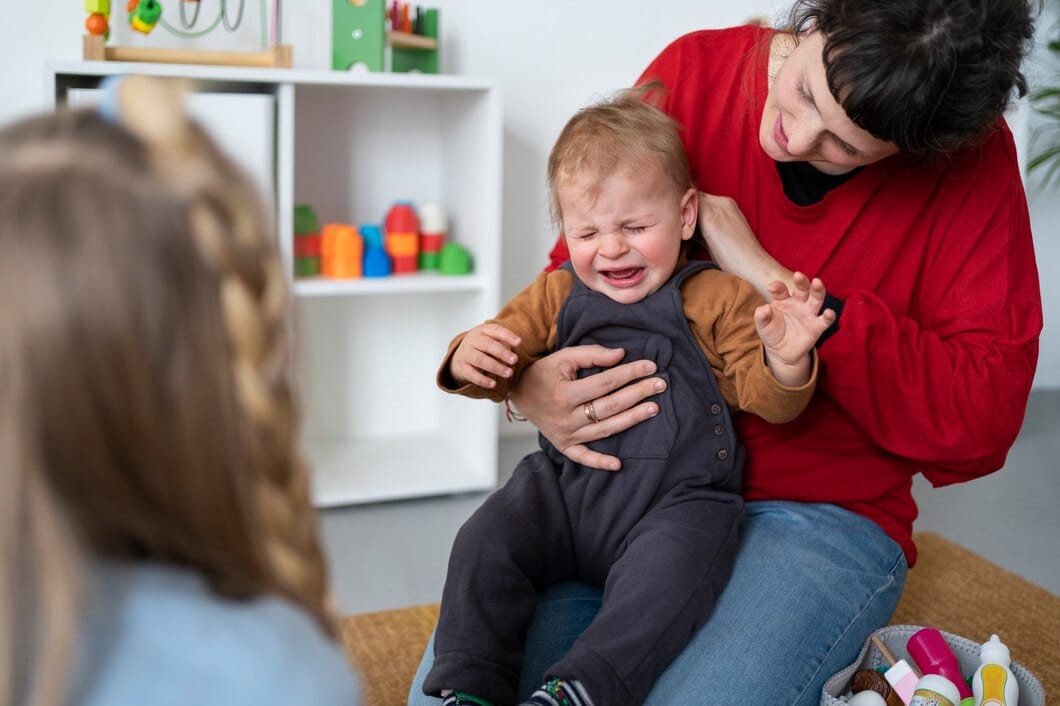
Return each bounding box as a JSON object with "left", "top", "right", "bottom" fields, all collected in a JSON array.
[{"left": 408, "top": 0, "right": 1042, "bottom": 703}]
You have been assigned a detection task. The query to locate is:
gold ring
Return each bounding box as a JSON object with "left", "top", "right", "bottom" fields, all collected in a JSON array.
[{"left": 583, "top": 401, "right": 600, "bottom": 424}]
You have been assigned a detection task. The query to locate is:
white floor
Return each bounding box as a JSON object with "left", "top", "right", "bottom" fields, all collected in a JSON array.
[{"left": 320, "top": 390, "right": 1060, "bottom": 616}]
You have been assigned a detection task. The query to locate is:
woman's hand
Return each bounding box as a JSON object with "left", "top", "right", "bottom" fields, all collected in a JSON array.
[
  {"left": 698, "top": 192, "right": 792, "bottom": 299},
  {"left": 509, "top": 345, "right": 665, "bottom": 471}
]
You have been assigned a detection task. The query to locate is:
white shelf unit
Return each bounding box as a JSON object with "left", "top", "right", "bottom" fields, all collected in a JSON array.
[{"left": 48, "top": 62, "right": 503, "bottom": 507}]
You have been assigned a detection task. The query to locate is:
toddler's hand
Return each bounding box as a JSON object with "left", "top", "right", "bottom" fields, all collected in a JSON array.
[
  {"left": 754, "top": 272, "right": 836, "bottom": 365},
  {"left": 450, "top": 323, "right": 523, "bottom": 388}
]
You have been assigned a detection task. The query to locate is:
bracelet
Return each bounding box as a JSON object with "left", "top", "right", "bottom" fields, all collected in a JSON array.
[{"left": 504, "top": 395, "right": 527, "bottom": 422}]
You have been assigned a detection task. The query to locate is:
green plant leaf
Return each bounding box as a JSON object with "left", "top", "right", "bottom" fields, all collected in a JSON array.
[
  {"left": 1042, "top": 158, "right": 1060, "bottom": 188},
  {"left": 1028, "top": 143, "right": 1060, "bottom": 189},
  {"left": 1029, "top": 143, "right": 1060, "bottom": 170},
  {"left": 1028, "top": 20, "right": 1060, "bottom": 188}
]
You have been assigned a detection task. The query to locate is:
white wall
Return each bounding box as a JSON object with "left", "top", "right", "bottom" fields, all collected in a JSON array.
[
  {"left": 1025, "top": 4, "right": 1060, "bottom": 387},
  {"left": 6, "top": 0, "right": 1057, "bottom": 387}
]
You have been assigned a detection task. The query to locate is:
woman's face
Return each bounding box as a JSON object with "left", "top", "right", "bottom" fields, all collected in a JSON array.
[{"left": 760, "top": 32, "right": 899, "bottom": 175}]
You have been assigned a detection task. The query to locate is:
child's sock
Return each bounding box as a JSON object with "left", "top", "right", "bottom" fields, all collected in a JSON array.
[
  {"left": 440, "top": 689, "right": 495, "bottom": 706},
  {"left": 522, "top": 678, "right": 594, "bottom": 706}
]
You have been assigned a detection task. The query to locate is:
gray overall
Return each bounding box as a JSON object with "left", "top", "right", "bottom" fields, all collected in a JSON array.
[{"left": 425, "top": 261, "right": 746, "bottom": 706}]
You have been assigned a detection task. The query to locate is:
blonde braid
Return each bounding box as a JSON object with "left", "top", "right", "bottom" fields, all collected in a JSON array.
[{"left": 116, "top": 77, "right": 336, "bottom": 634}]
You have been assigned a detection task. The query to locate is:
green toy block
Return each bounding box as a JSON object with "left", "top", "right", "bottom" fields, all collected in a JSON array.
[
  {"left": 332, "top": 0, "right": 386, "bottom": 72},
  {"left": 439, "top": 242, "right": 471, "bottom": 275},
  {"left": 130, "top": 0, "right": 162, "bottom": 27},
  {"left": 295, "top": 256, "right": 321, "bottom": 277},
  {"left": 419, "top": 251, "right": 441, "bottom": 270},
  {"left": 85, "top": 0, "right": 111, "bottom": 13},
  {"left": 294, "top": 204, "right": 320, "bottom": 235},
  {"left": 392, "top": 8, "right": 439, "bottom": 74}
]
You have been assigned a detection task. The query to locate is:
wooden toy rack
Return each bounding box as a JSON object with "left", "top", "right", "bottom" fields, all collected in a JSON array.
[{"left": 83, "top": 35, "right": 292, "bottom": 68}]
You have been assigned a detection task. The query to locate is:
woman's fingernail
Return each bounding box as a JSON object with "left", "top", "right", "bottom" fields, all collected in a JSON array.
[
  {"left": 643, "top": 362, "right": 657, "bottom": 374},
  {"left": 654, "top": 380, "right": 666, "bottom": 392},
  {"left": 646, "top": 404, "right": 658, "bottom": 417}
]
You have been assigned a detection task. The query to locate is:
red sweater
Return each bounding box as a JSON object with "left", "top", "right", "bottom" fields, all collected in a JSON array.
[{"left": 547, "top": 26, "right": 1042, "bottom": 564}]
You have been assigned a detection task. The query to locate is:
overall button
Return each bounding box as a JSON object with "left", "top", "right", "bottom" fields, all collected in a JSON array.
[
  {"left": 716, "top": 449, "right": 729, "bottom": 461},
  {"left": 710, "top": 403, "right": 722, "bottom": 415},
  {"left": 713, "top": 424, "right": 724, "bottom": 436}
]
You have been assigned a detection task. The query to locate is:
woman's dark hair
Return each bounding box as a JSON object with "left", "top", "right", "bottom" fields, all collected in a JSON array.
[{"left": 789, "top": 0, "right": 1037, "bottom": 155}]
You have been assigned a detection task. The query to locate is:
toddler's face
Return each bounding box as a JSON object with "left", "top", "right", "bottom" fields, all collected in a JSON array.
[{"left": 560, "top": 164, "right": 696, "bottom": 304}]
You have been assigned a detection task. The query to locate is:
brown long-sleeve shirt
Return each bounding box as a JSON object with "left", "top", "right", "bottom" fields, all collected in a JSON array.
[{"left": 439, "top": 266, "right": 816, "bottom": 424}]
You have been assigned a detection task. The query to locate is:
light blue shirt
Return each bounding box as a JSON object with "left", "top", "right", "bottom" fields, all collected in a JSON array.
[{"left": 72, "top": 562, "right": 362, "bottom": 706}]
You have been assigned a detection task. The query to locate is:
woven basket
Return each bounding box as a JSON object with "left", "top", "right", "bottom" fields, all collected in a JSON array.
[{"left": 820, "top": 624, "right": 1045, "bottom": 706}]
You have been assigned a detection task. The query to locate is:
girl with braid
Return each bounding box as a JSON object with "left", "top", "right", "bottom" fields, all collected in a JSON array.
[{"left": 0, "top": 76, "right": 360, "bottom": 706}]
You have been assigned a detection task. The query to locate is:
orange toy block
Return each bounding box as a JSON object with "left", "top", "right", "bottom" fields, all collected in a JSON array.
[{"left": 322, "top": 224, "right": 363, "bottom": 279}]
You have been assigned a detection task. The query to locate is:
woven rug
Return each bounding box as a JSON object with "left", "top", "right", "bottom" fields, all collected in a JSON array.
[
  {"left": 891, "top": 532, "right": 1058, "bottom": 698},
  {"left": 340, "top": 532, "right": 1058, "bottom": 706}
]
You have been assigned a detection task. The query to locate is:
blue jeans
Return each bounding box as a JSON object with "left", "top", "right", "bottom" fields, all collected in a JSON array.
[{"left": 408, "top": 501, "right": 907, "bottom": 706}]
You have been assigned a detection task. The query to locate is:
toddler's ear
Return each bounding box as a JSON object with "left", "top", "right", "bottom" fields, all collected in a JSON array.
[{"left": 680, "top": 187, "right": 698, "bottom": 240}]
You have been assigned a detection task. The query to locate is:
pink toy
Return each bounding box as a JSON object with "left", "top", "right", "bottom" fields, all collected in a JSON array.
[{"left": 907, "top": 628, "right": 973, "bottom": 700}]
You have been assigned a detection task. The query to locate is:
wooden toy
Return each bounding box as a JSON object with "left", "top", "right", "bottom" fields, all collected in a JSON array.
[
  {"left": 83, "top": 0, "right": 292, "bottom": 68},
  {"left": 332, "top": 0, "right": 386, "bottom": 72},
  {"left": 86, "top": 0, "right": 112, "bottom": 37},
  {"left": 363, "top": 245, "right": 391, "bottom": 277},
  {"left": 359, "top": 223, "right": 384, "bottom": 249},
  {"left": 128, "top": 0, "right": 162, "bottom": 34},
  {"left": 294, "top": 232, "right": 322, "bottom": 277},
  {"left": 295, "top": 256, "right": 321, "bottom": 277},
  {"left": 331, "top": 1, "right": 439, "bottom": 74},
  {"left": 86, "top": 13, "right": 110, "bottom": 36},
  {"left": 359, "top": 224, "right": 391, "bottom": 277},
  {"left": 321, "top": 224, "right": 363, "bottom": 279},
  {"left": 294, "top": 203, "right": 320, "bottom": 235},
  {"left": 292, "top": 204, "right": 322, "bottom": 277},
  {"left": 384, "top": 202, "right": 419, "bottom": 275},
  {"left": 294, "top": 233, "right": 322, "bottom": 257},
  {"left": 417, "top": 202, "right": 446, "bottom": 271},
  {"left": 439, "top": 242, "right": 471, "bottom": 275},
  {"left": 390, "top": 5, "right": 439, "bottom": 74}
]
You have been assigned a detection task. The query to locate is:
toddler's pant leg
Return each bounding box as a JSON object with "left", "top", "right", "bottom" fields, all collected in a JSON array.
[
  {"left": 548, "top": 489, "right": 743, "bottom": 706},
  {"left": 423, "top": 452, "right": 575, "bottom": 705}
]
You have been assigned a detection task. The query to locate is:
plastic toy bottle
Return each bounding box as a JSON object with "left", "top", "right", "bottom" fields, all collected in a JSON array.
[
  {"left": 909, "top": 674, "right": 961, "bottom": 706},
  {"left": 907, "top": 628, "right": 974, "bottom": 702},
  {"left": 972, "top": 635, "right": 1019, "bottom": 706}
]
